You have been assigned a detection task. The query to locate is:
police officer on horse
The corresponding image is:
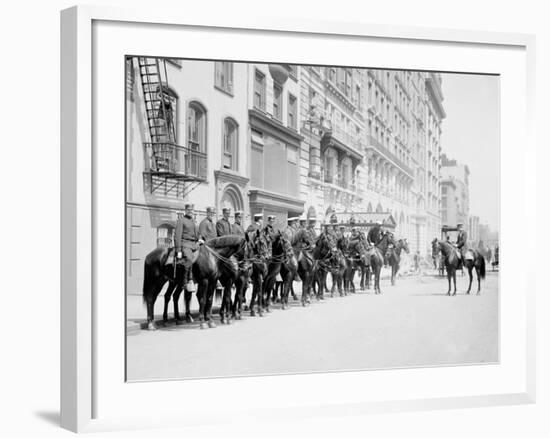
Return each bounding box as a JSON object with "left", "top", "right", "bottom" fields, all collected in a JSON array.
[
  {"left": 247, "top": 213, "right": 263, "bottom": 233},
  {"left": 216, "top": 207, "right": 233, "bottom": 237},
  {"left": 455, "top": 223, "right": 468, "bottom": 268},
  {"left": 198, "top": 206, "right": 217, "bottom": 241},
  {"left": 232, "top": 211, "right": 245, "bottom": 236},
  {"left": 174, "top": 203, "right": 201, "bottom": 291}
]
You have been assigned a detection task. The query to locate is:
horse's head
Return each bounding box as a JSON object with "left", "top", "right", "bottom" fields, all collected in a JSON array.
[
  {"left": 400, "top": 238, "right": 410, "bottom": 254},
  {"left": 248, "top": 229, "right": 269, "bottom": 261}
]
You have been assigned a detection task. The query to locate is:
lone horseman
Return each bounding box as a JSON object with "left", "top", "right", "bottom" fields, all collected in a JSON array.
[
  {"left": 455, "top": 223, "right": 468, "bottom": 268},
  {"left": 198, "top": 206, "right": 217, "bottom": 241},
  {"left": 216, "top": 207, "right": 233, "bottom": 237},
  {"left": 247, "top": 213, "right": 264, "bottom": 233},
  {"left": 232, "top": 211, "right": 245, "bottom": 236},
  {"left": 174, "top": 204, "right": 201, "bottom": 291}
]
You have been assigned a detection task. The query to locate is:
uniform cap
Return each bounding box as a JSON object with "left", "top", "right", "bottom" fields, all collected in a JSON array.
[
  {"left": 234, "top": 211, "right": 243, "bottom": 217},
  {"left": 222, "top": 207, "right": 231, "bottom": 214},
  {"left": 287, "top": 216, "right": 299, "bottom": 223},
  {"left": 184, "top": 203, "right": 194, "bottom": 210},
  {"left": 267, "top": 215, "right": 276, "bottom": 220},
  {"left": 206, "top": 207, "right": 216, "bottom": 213},
  {"left": 253, "top": 213, "right": 263, "bottom": 220},
  {"left": 298, "top": 214, "right": 307, "bottom": 222}
]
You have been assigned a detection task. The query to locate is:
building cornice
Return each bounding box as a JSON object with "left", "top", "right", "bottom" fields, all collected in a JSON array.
[{"left": 249, "top": 109, "right": 303, "bottom": 147}]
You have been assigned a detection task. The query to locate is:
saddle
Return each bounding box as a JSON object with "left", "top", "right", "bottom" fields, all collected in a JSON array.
[{"left": 464, "top": 250, "right": 475, "bottom": 261}]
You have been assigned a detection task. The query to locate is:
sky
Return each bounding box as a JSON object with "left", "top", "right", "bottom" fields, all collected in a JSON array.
[{"left": 440, "top": 73, "right": 500, "bottom": 232}]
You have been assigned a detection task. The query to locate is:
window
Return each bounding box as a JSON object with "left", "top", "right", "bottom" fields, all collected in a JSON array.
[
  {"left": 287, "top": 93, "right": 297, "bottom": 130},
  {"left": 254, "top": 69, "right": 266, "bottom": 111},
  {"left": 156, "top": 224, "right": 174, "bottom": 248},
  {"left": 214, "top": 62, "right": 234, "bottom": 94},
  {"left": 223, "top": 118, "right": 238, "bottom": 170},
  {"left": 287, "top": 64, "right": 297, "bottom": 79},
  {"left": 273, "top": 82, "right": 283, "bottom": 121},
  {"left": 187, "top": 102, "right": 206, "bottom": 152},
  {"left": 355, "top": 84, "right": 361, "bottom": 109}
]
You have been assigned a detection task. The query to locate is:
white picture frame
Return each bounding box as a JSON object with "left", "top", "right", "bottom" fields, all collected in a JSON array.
[{"left": 60, "top": 5, "right": 536, "bottom": 433}]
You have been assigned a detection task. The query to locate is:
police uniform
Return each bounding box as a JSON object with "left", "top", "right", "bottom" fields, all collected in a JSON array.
[
  {"left": 232, "top": 212, "right": 245, "bottom": 237},
  {"left": 456, "top": 227, "right": 468, "bottom": 257},
  {"left": 175, "top": 213, "right": 199, "bottom": 251},
  {"left": 263, "top": 215, "right": 276, "bottom": 241},
  {"left": 246, "top": 214, "right": 263, "bottom": 233},
  {"left": 216, "top": 216, "right": 233, "bottom": 237},
  {"left": 198, "top": 216, "right": 216, "bottom": 241}
]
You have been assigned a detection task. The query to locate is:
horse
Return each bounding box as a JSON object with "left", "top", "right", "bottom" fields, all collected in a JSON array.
[
  {"left": 142, "top": 245, "right": 200, "bottom": 331},
  {"left": 368, "top": 232, "right": 396, "bottom": 295},
  {"left": 231, "top": 230, "right": 268, "bottom": 319},
  {"left": 191, "top": 236, "right": 246, "bottom": 328},
  {"left": 434, "top": 240, "right": 461, "bottom": 296},
  {"left": 261, "top": 232, "right": 293, "bottom": 313},
  {"left": 328, "top": 235, "right": 348, "bottom": 297},
  {"left": 311, "top": 232, "right": 338, "bottom": 300},
  {"left": 465, "top": 249, "right": 486, "bottom": 295},
  {"left": 247, "top": 230, "right": 271, "bottom": 317},
  {"left": 343, "top": 237, "right": 367, "bottom": 294},
  {"left": 387, "top": 238, "right": 410, "bottom": 286},
  {"left": 280, "top": 228, "right": 313, "bottom": 308}
]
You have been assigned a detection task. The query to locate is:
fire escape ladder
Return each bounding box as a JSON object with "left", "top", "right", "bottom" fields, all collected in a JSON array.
[{"left": 138, "top": 57, "right": 176, "bottom": 146}]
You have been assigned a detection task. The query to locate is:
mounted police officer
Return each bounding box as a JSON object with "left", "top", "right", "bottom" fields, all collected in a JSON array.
[
  {"left": 455, "top": 223, "right": 468, "bottom": 266},
  {"left": 247, "top": 213, "right": 263, "bottom": 233},
  {"left": 263, "top": 215, "right": 276, "bottom": 241},
  {"left": 283, "top": 216, "right": 299, "bottom": 241},
  {"left": 198, "top": 206, "right": 217, "bottom": 241},
  {"left": 174, "top": 203, "right": 201, "bottom": 291},
  {"left": 216, "top": 207, "right": 233, "bottom": 237},
  {"left": 232, "top": 211, "right": 245, "bottom": 236}
]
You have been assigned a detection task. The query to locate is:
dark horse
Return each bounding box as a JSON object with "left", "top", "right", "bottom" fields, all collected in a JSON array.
[
  {"left": 311, "top": 232, "right": 338, "bottom": 300},
  {"left": 262, "top": 232, "right": 294, "bottom": 313},
  {"left": 192, "top": 235, "right": 247, "bottom": 328},
  {"left": 434, "top": 240, "right": 461, "bottom": 296},
  {"left": 465, "top": 249, "right": 486, "bottom": 295},
  {"left": 387, "top": 238, "right": 410, "bottom": 286},
  {"left": 346, "top": 236, "right": 369, "bottom": 293},
  {"left": 231, "top": 230, "right": 269, "bottom": 319},
  {"left": 142, "top": 245, "right": 200, "bottom": 331},
  {"left": 282, "top": 228, "right": 312, "bottom": 308},
  {"left": 368, "top": 232, "right": 395, "bottom": 295}
]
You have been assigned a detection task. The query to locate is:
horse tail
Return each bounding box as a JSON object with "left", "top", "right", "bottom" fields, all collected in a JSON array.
[
  {"left": 142, "top": 248, "right": 167, "bottom": 304},
  {"left": 479, "top": 254, "right": 486, "bottom": 280}
]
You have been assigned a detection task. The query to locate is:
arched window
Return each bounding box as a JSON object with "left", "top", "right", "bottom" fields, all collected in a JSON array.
[
  {"left": 223, "top": 118, "right": 238, "bottom": 171},
  {"left": 187, "top": 101, "right": 207, "bottom": 152},
  {"left": 156, "top": 224, "right": 174, "bottom": 248},
  {"left": 367, "top": 203, "right": 373, "bottom": 213},
  {"left": 376, "top": 203, "right": 383, "bottom": 213}
]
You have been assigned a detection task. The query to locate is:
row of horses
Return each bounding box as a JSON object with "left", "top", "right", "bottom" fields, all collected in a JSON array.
[{"left": 141, "top": 229, "right": 409, "bottom": 330}]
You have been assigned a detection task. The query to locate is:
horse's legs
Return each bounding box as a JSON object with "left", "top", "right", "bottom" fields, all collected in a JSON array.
[
  {"left": 466, "top": 264, "right": 473, "bottom": 294},
  {"left": 162, "top": 281, "right": 176, "bottom": 323},
  {"left": 197, "top": 279, "right": 209, "bottom": 329},
  {"left": 249, "top": 275, "right": 257, "bottom": 316},
  {"left": 446, "top": 269, "right": 451, "bottom": 296},
  {"left": 453, "top": 270, "right": 457, "bottom": 296},
  {"left": 219, "top": 281, "right": 232, "bottom": 324},
  {"left": 476, "top": 266, "right": 481, "bottom": 295},
  {"left": 206, "top": 281, "right": 217, "bottom": 328},
  {"left": 172, "top": 284, "right": 184, "bottom": 324}
]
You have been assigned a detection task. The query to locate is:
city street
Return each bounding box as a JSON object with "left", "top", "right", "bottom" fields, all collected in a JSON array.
[{"left": 126, "top": 270, "right": 499, "bottom": 381}]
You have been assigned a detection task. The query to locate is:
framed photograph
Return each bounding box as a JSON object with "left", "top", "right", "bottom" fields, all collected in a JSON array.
[{"left": 61, "top": 5, "right": 536, "bottom": 433}]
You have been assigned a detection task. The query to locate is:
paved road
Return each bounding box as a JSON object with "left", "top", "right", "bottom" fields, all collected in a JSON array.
[{"left": 126, "top": 271, "right": 499, "bottom": 381}]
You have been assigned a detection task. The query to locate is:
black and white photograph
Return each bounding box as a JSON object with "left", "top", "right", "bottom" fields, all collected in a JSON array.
[{"left": 125, "top": 58, "right": 499, "bottom": 381}]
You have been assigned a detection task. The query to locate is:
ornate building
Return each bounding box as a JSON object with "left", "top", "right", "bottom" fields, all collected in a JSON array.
[{"left": 441, "top": 154, "right": 470, "bottom": 230}]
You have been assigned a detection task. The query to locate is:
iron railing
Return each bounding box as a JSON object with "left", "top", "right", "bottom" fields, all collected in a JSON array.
[{"left": 144, "top": 142, "right": 207, "bottom": 180}]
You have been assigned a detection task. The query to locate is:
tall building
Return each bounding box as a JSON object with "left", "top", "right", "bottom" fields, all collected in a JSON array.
[
  {"left": 440, "top": 154, "right": 470, "bottom": 229},
  {"left": 469, "top": 215, "right": 480, "bottom": 243}
]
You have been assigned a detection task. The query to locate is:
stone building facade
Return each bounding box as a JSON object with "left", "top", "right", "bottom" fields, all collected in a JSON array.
[{"left": 125, "top": 59, "right": 447, "bottom": 293}]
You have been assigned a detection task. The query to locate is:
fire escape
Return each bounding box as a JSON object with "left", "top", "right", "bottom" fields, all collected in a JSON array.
[{"left": 138, "top": 57, "right": 206, "bottom": 198}]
